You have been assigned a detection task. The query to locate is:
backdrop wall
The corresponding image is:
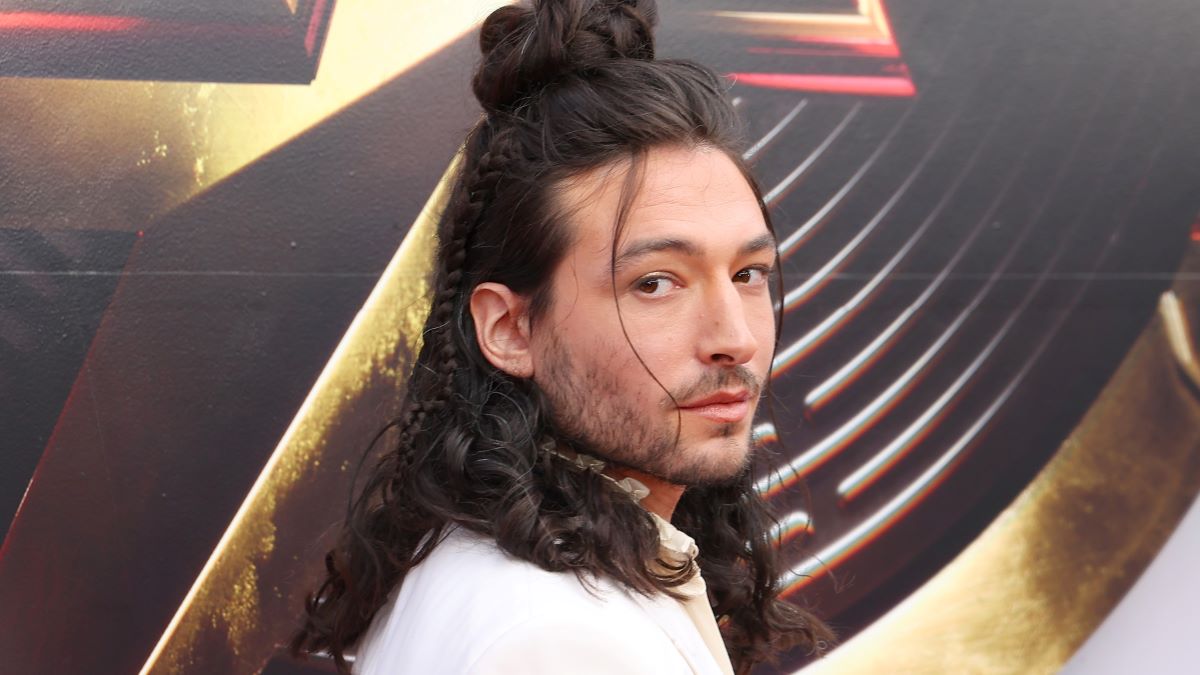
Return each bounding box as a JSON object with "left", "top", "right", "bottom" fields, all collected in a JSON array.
[{"left": 1, "top": 1, "right": 1198, "bottom": 673}]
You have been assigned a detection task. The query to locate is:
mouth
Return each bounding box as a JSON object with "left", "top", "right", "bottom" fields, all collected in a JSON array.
[{"left": 678, "top": 389, "right": 753, "bottom": 424}]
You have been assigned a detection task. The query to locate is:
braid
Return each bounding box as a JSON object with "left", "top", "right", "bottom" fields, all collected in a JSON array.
[{"left": 390, "top": 121, "right": 518, "bottom": 481}]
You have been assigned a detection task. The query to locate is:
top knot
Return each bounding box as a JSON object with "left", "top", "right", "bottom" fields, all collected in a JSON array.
[{"left": 473, "top": 0, "right": 659, "bottom": 114}]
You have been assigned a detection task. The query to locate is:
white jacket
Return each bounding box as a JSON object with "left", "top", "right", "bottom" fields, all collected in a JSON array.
[{"left": 353, "top": 524, "right": 734, "bottom": 675}]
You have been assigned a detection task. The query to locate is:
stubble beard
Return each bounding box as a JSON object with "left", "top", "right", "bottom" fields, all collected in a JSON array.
[{"left": 536, "top": 333, "right": 759, "bottom": 487}]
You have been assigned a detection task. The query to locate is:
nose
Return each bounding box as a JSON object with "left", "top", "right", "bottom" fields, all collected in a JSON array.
[{"left": 698, "top": 279, "right": 760, "bottom": 366}]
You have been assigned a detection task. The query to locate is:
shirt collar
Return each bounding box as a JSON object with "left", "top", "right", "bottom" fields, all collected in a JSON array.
[
  {"left": 650, "top": 511, "right": 700, "bottom": 565},
  {"left": 539, "top": 441, "right": 699, "bottom": 566}
]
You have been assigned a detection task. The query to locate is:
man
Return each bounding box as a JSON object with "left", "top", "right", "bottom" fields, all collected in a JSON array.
[{"left": 291, "top": 1, "right": 831, "bottom": 672}]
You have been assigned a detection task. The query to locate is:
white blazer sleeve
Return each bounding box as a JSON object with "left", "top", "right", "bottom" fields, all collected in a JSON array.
[{"left": 466, "top": 614, "right": 690, "bottom": 674}]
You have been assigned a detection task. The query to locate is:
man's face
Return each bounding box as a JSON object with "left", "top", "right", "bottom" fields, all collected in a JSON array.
[{"left": 531, "top": 144, "right": 777, "bottom": 486}]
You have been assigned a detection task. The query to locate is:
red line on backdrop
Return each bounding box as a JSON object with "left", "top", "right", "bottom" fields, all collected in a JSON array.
[
  {"left": 305, "top": 0, "right": 330, "bottom": 56},
  {"left": 0, "top": 12, "right": 144, "bottom": 32},
  {"left": 731, "top": 72, "right": 917, "bottom": 97},
  {"left": 748, "top": 45, "right": 902, "bottom": 59},
  {"left": 0, "top": 12, "right": 291, "bottom": 38}
]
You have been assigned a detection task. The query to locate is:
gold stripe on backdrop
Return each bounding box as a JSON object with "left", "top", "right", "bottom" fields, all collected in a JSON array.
[{"left": 138, "top": 153, "right": 456, "bottom": 674}]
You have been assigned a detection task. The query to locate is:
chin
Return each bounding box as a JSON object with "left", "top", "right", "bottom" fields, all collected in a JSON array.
[{"left": 679, "top": 433, "right": 754, "bottom": 485}]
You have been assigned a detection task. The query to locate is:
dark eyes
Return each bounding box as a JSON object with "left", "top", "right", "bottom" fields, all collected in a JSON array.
[
  {"left": 636, "top": 276, "right": 676, "bottom": 298},
  {"left": 734, "top": 267, "right": 769, "bottom": 285},
  {"left": 634, "top": 266, "right": 772, "bottom": 297}
]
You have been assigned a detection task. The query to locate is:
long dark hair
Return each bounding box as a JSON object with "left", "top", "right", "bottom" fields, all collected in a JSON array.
[{"left": 290, "top": 1, "right": 833, "bottom": 672}]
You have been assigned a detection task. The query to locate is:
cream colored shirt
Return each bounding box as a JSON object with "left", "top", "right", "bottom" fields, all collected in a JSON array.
[
  {"left": 353, "top": 514, "right": 735, "bottom": 674},
  {"left": 650, "top": 513, "right": 737, "bottom": 675}
]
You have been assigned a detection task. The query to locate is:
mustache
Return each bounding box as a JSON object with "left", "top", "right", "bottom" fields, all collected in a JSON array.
[{"left": 669, "top": 366, "right": 763, "bottom": 408}]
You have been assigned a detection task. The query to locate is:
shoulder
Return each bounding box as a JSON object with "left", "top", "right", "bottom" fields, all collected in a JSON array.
[
  {"left": 404, "top": 528, "right": 633, "bottom": 616},
  {"left": 354, "top": 528, "right": 684, "bottom": 674}
]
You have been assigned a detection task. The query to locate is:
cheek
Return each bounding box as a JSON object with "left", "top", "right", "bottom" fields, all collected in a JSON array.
[
  {"left": 578, "top": 309, "right": 684, "bottom": 402},
  {"left": 751, "top": 296, "right": 776, "bottom": 337},
  {"left": 538, "top": 291, "right": 643, "bottom": 372},
  {"left": 552, "top": 297, "right": 624, "bottom": 355},
  {"left": 619, "top": 317, "right": 690, "bottom": 401},
  {"left": 748, "top": 297, "right": 777, "bottom": 369}
]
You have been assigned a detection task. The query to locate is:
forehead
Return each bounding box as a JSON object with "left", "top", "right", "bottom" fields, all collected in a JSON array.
[{"left": 557, "top": 144, "right": 767, "bottom": 255}]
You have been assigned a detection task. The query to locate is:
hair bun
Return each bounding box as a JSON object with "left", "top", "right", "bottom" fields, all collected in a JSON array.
[{"left": 473, "top": 0, "right": 659, "bottom": 114}]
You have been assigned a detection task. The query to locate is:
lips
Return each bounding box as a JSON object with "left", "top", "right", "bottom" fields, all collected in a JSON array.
[{"left": 679, "top": 389, "right": 752, "bottom": 424}]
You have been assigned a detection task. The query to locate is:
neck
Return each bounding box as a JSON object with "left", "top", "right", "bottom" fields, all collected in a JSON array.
[{"left": 606, "top": 466, "right": 684, "bottom": 521}]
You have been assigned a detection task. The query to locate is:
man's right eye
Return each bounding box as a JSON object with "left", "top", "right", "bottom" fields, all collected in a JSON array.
[{"left": 635, "top": 275, "right": 676, "bottom": 297}]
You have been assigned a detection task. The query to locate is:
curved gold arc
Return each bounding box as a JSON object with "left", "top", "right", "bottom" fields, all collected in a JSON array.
[
  {"left": 1161, "top": 290, "right": 1200, "bottom": 390},
  {"left": 805, "top": 245, "right": 1200, "bottom": 675}
]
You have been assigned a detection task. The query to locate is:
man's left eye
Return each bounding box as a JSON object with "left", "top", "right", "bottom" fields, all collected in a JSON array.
[{"left": 734, "top": 267, "right": 769, "bottom": 285}]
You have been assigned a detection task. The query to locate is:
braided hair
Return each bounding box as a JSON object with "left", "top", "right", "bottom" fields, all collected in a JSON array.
[{"left": 291, "top": 2, "right": 833, "bottom": 672}]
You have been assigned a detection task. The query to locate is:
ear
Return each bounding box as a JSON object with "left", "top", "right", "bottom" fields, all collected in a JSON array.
[{"left": 469, "top": 282, "right": 534, "bottom": 378}]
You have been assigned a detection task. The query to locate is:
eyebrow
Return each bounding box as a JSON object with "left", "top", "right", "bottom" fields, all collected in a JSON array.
[
  {"left": 611, "top": 232, "right": 777, "bottom": 274},
  {"left": 739, "top": 233, "right": 778, "bottom": 257}
]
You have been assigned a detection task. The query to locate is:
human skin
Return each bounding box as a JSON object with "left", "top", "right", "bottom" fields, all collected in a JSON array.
[{"left": 470, "top": 143, "right": 777, "bottom": 520}]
